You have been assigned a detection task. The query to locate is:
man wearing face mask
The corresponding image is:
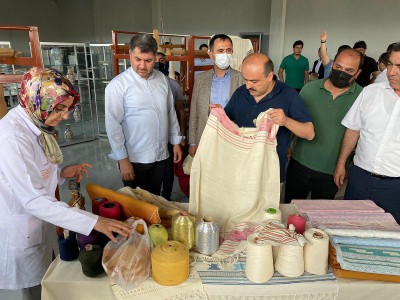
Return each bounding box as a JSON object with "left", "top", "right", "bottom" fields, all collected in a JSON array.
[
  {"left": 334, "top": 43, "right": 400, "bottom": 223},
  {"left": 188, "top": 34, "right": 244, "bottom": 157},
  {"left": 284, "top": 49, "right": 363, "bottom": 202}
]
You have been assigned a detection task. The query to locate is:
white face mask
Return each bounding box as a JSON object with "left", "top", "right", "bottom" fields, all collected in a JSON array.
[{"left": 213, "top": 53, "right": 232, "bottom": 69}]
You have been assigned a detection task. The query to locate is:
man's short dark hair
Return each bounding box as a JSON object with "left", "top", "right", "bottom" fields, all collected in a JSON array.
[
  {"left": 209, "top": 34, "right": 233, "bottom": 52},
  {"left": 199, "top": 43, "right": 208, "bottom": 50},
  {"left": 129, "top": 34, "right": 157, "bottom": 54},
  {"left": 334, "top": 48, "right": 364, "bottom": 70},
  {"left": 337, "top": 45, "right": 351, "bottom": 53},
  {"left": 378, "top": 52, "right": 390, "bottom": 66},
  {"left": 387, "top": 43, "right": 397, "bottom": 52},
  {"left": 353, "top": 41, "right": 367, "bottom": 49},
  {"left": 388, "top": 42, "right": 400, "bottom": 54},
  {"left": 264, "top": 60, "right": 274, "bottom": 76},
  {"left": 293, "top": 40, "right": 304, "bottom": 48}
]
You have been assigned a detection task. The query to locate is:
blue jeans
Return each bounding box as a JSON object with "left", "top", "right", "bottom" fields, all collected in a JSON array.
[{"left": 345, "top": 165, "right": 400, "bottom": 224}]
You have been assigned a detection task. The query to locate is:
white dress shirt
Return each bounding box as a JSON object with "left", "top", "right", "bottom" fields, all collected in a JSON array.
[
  {"left": 0, "top": 106, "right": 97, "bottom": 289},
  {"left": 105, "top": 68, "right": 181, "bottom": 163},
  {"left": 375, "top": 69, "right": 388, "bottom": 83},
  {"left": 342, "top": 81, "right": 400, "bottom": 176}
]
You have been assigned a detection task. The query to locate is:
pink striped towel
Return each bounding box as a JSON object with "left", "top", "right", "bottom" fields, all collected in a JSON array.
[{"left": 291, "top": 200, "right": 384, "bottom": 214}]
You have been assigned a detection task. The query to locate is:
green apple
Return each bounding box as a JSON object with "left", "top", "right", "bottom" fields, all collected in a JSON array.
[{"left": 148, "top": 224, "right": 168, "bottom": 248}]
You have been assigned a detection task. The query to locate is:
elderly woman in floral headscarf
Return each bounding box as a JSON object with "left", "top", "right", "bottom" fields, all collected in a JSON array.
[{"left": 0, "top": 68, "right": 130, "bottom": 298}]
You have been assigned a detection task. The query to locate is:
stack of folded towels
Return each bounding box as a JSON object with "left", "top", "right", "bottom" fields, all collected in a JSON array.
[{"left": 292, "top": 200, "right": 400, "bottom": 282}]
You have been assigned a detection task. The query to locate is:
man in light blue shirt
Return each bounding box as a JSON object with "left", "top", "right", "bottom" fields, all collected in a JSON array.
[
  {"left": 105, "top": 34, "right": 182, "bottom": 195},
  {"left": 188, "top": 34, "right": 244, "bottom": 157}
]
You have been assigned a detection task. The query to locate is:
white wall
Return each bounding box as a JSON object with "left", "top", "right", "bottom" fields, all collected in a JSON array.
[{"left": 272, "top": 0, "right": 400, "bottom": 69}]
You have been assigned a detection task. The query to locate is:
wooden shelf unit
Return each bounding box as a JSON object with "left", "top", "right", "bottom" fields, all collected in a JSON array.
[{"left": 0, "top": 26, "right": 43, "bottom": 84}]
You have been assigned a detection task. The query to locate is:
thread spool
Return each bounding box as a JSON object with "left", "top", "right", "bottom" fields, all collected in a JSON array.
[
  {"left": 262, "top": 207, "right": 282, "bottom": 223},
  {"left": 171, "top": 211, "right": 196, "bottom": 249},
  {"left": 58, "top": 230, "right": 79, "bottom": 261},
  {"left": 304, "top": 229, "right": 329, "bottom": 275},
  {"left": 196, "top": 216, "right": 219, "bottom": 256},
  {"left": 151, "top": 241, "right": 189, "bottom": 286},
  {"left": 99, "top": 201, "right": 121, "bottom": 220},
  {"left": 275, "top": 243, "right": 304, "bottom": 277},
  {"left": 245, "top": 233, "right": 274, "bottom": 283},
  {"left": 287, "top": 214, "right": 306, "bottom": 235},
  {"left": 78, "top": 244, "right": 104, "bottom": 277},
  {"left": 92, "top": 197, "right": 107, "bottom": 215}
]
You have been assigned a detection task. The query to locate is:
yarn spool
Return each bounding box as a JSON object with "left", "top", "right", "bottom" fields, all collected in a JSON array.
[
  {"left": 99, "top": 201, "right": 121, "bottom": 220},
  {"left": 92, "top": 197, "right": 107, "bottom": 215},
  {"left": 78, "top": 244, "right": 104, "bottom": 277},
  {"left": 245, "top": 233, "right": 274, "bottom": 283},
  {"left": 196, "top": 216, "right": 219, "bottom": 256},
  {"left": 77, "top": 230, "right": 109, "bottom": 250},
  {"left": 287, "top": 214, "right": 306, "bottom": 234},
  {"left": 262, "top": 207, "right": 282, "bottom": 223},
  {"left": 275, "top": 243, "right": 304, "bottom": 277},
  {"left": 151, "top": 241, "right": 189, "bottom": 286},
  {"left": 304, "top": 229, "right": 329, "bottom": 275},
  {"left": 58, "top": 230, "right": 79, "bottom": 261},
  {"left": 171, "top": 211, "right": 196, "bottom": 249},
  {"left": 148, "top": 224, "right": 169, "bottom": 248}
]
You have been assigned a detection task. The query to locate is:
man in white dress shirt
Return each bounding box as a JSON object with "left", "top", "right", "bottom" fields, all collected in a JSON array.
[
  {"left": 375, "top": 51, "right": 389, "bottom": 83},
  {"left": 334, "top": 42, "right": 400, "bottom": 223},
  {"left": 105, "top": 34, "right": 183, "bottom": 195}
]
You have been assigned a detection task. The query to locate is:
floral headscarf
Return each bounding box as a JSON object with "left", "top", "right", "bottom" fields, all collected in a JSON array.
[{"left": 19, "top": 67, "right": 80, "bottom": 164}]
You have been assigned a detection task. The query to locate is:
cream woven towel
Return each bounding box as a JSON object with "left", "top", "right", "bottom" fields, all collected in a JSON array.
[{"left": 189, "top": 108, "right": 280, "bottom": 236}]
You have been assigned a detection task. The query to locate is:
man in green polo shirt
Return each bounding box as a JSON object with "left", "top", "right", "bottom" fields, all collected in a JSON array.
[
  {"left": 284, "top": 48, "right": 363, "bottom": 202},
  {"left": 278, "top": 40, "right": 309, "bottom": 92}
]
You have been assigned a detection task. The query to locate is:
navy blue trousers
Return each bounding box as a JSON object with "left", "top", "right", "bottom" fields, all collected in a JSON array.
[{"left": 344, "top": 165, "right": 400, "bottom": 224}]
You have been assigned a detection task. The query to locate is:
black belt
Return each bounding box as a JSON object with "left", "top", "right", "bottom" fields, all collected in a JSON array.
[{"left": 370, "top": 172, "right": 400, "bottom": 179}]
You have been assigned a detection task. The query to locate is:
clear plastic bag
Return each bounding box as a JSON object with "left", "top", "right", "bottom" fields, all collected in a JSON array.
[{"left": 102, "top": 218, "right": 151, "bottom": 290}]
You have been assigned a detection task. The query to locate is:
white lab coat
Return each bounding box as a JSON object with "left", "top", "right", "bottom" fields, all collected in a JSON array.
[{"left": 0, "top": 106, "right": 98, "bottom": 289}]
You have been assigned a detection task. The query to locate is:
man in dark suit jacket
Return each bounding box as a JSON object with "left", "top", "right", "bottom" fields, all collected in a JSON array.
[
  {"left": 310, "top": 48, "right": 325, "bottom": 80},
  {"left": 188, "top": 34, "right": 244, "bottom": 157}
]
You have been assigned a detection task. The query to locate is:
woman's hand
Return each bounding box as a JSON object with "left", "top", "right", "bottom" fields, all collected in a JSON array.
[
  {"left": 60, "top": 163, "right": 92, "bottom": 182},
  {"left": 94, "top": 216, "right": 132, "bottom": 242}
]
